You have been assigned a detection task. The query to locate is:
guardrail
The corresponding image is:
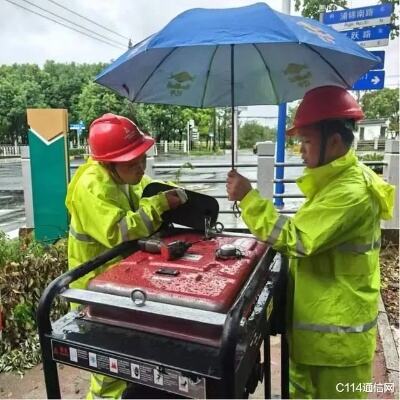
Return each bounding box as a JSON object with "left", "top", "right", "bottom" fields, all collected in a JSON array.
[
  {"left": 150, "top": 153, "right": 394, "bottom": 220},
  {"left": 354, "top": 138, "right": 385, "bottom": 152},
  {"left": 0, "top": 145, "right": 21, "bottom": 157}
]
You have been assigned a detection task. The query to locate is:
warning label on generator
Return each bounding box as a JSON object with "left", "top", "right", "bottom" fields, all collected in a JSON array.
[{"left": 51, "top": 339, "right": 206, "bottom": 398}]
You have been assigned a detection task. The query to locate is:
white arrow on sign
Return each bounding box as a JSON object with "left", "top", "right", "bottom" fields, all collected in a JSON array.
[{"left": 371, "top": 76, "right": 380, "bottom": 85}]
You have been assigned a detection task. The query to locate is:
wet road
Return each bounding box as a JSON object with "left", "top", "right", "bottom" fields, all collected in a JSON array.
[{"left": 0, "top": 150, "right": 304, "bottom": 235}]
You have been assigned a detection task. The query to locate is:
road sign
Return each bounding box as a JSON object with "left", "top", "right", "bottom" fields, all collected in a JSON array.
[
  {"left": 343, "top": 25, "right": 390, "bottom": 48},
  {"left": 69, "top": 122, "right": 85, "bottom": 130},
  {"left": 352, "top": 70, "right": 385, "bottom": 90},
  {"left": 370, "top": 51, "right": 385, "bottom": 70},
  {"left": 323, "top": 4, "right": 393, "bottom": 30}
]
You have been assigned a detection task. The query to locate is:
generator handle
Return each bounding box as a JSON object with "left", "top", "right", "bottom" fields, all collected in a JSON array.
[
  {"left": 218, "top": 248, "right": 277, "bottom": 398},
  {"left": 37, "top": 240, "right": 138, "bottom": 399},
  {"left": 37, "top": 240, "right": 138, "bottom": 333},
  {"left": 219, "top": 297, "right": 246, "bottom": 398}
]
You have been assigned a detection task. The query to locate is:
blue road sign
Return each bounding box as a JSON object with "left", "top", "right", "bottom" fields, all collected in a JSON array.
[
  {"left": 69, "top": 122, "right": 85, "bottom": 130},
  {"left": 344, "top": 25, "right": 390, "bottom": 42},
  {"left": 370, "top": 51, "right": 385, "bottom": 70},
  {"left": 323, "top": 4, "right": 393, "bottom": 26},
  {"left": 352, "top": 70, "right": 385, "bottom": 90}
]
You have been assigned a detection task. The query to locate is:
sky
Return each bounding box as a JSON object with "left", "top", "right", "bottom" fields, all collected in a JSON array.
[{"left": 1, "top": 0, "right": 399, "bottom": 123}]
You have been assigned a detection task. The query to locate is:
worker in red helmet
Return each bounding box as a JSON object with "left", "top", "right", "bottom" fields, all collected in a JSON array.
[
  {"left": 66, "top": 113, "right": 186, "bottom": 399},
  {"left": 226, "top": 86, "right": 394, "bottom": 399}
]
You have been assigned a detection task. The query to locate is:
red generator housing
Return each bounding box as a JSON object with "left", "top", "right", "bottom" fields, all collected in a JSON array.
[{"left": 87, "top": 232, "right": 267, "bottom": 347}]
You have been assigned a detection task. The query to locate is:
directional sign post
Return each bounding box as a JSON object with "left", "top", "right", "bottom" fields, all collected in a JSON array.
[
  {"left": 323, "top": 4, "right": 392, "bottom": 91},
  {"left": 352, "top": 70, "right": 385, "bottom": 90},
  {"left": 323, "top": 4, "right": 393, "bottom": 31},
  {"left": 343, "top": 25, "right": 390, "bottom": 48},
  {"left": 69, "top": 121, "right": 86, "bottom": 148}
]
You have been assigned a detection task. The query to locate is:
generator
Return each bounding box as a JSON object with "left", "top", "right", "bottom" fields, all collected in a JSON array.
[{"left": 38, "top": 184, "right": 289, "bottom": 399}]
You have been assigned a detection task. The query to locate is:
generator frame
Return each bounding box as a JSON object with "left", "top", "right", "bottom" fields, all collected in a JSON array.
[{"left": 38, "top": 234, "right": 289, "bottom": 399}]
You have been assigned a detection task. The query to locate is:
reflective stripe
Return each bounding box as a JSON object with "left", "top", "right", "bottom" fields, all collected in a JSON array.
[
  {"left": 266, "top": 214, "right": 288, "bottom": 245},
  {"left": 293, "top": 317, "right": 377, "bottom": 333},
  {"left": 118, "top": 217, "right": 129, "bottom": 242},
  {"left": 138, "top": 208, "right": 153, "bottom": 234},
  {"left": 69, "top": 226, "right": 96, "bottom": 243},
  {"left": 336, "top": 238, "right": 381, "bottom": 254},
  {"left": 290, "top": 379, "right": 308, "bottom": 395}
]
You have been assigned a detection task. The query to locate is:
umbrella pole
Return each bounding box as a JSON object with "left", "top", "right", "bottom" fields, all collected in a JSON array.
[
  {"left": 230, "top": 44, "right": 235, "bottom": 171},
  {"left": 230, "top": 45, "right": 241, "bottom": 218}
]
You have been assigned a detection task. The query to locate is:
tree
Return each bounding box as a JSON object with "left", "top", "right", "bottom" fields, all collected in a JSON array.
[
  {"left": 361, "top": 88, "right": 399, "bottom": 134},
  {"left": 77, "top": 82, "right": 125, "bottom": 126},
  {"left": 295, "top": 0, "right": 347, "bottom": 20},
  {"left": 238, "top": 121, "right": 276, "bottom": 148},
  {"left": 295, "top": 0, "right": 398, "bottom": 37},
  {"left": 286, "top": 104, "right": 299, "bottom": 130},
  {"left": 0, "top": 66, "right": 47, "bottom": 144}
]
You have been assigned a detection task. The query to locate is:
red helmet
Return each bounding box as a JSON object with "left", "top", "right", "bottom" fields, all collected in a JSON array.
[
  {"left": 88, "top": 113, "right": 154, "bottom": 162},
  {"left": 287, "top": 86, "right": 364, "bottom": 136}
]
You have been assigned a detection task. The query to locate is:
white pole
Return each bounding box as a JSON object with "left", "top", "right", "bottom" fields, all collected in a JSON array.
[
  {"left": 187, "top": 121, "right": 190, "bottom": 153},
  {"left": 282, "top": 0, "right": 290, "bottom": 14},
  {"left": 77, "top": 128, "right": 81, "bottom": 148}
]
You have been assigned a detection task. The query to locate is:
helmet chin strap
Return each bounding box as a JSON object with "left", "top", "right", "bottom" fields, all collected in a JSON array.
[
  {"left": 317, "top": 122, "right": 328, "bottom": 167},
  {"left": 103, "top": 162, "right": 124, "bottom": 184}
]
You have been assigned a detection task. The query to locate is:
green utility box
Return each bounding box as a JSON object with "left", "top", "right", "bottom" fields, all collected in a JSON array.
[{"left": 27, "top": 109, "right": 70, "bottom": 242}]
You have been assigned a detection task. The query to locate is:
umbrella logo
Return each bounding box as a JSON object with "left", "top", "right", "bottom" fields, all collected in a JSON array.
[
  {"left": 284, "top": 63, "right": 312, "bottom": 88},
  {"left": 297, "top": 21, "right": 335, "bottom": 44},
  {"left": 167, "top": 71, "right": 195, "bottom": 96}
]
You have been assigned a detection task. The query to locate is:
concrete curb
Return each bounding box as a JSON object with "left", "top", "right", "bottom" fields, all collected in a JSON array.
[{"left": 378, "top": 295, "right": 399, "bottom": 397}]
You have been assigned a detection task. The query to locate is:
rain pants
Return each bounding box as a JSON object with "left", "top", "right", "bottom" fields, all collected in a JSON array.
[
  {"left": 239, "top": 150, "right": 394, "bottom": 398},
  {"left": 65, "top": 158, "right": 170, "bottom": 399}
]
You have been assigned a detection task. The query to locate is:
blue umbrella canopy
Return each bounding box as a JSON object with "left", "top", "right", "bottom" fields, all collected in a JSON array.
[{"left": 95, "top": 2, "right": 379, "bottom": 108}]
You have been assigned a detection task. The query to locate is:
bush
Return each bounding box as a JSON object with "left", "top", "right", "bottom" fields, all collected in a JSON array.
[
  {"left": 69, "top": 148, "right": 87, "bottom": 156},
  {"left": 358, "top": 153, "right": 384, "bottom": 174},
  {"left": 0, "top": 233, "right": 68, "bottom": 374}
]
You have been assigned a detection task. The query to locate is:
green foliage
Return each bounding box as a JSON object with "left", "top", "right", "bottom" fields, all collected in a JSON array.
[
  {"left": 294, "top": 0, "right": 347, "bottom": 20},
  {"left": 358, "top": 153, "right": 384, "bottom": 174},
  {"left": 358, "top": 152, "right": 384, "bottom": 161},
  {"left": 0, "top": 234, "right": 68, "bottom": 374},
  {"left": 0, "top": 62, "right": 214, "bottom": 146},
  {"left": 286, "top": 105, "right": 298, "bottom": 130},
  {"left": 77, "top": 81, "right": 125, "bottom": 124},
  {"left": 361, "top": 89, "right": 399, "bottom": 134},
  {"left": 0, "top": 62, "right": 105, "bottom": 144},
  {"left": 238, "top": 121, "right": 276, "bottom": 148},
  {"left": 69, "top": 148, "right": 87, "bottom": 156}
]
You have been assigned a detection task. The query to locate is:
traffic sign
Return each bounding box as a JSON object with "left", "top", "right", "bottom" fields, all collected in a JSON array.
[
  {"left": 69, "top": 122, "right": 85, "bottom": 130},
  {"left": 370, "top": 51, "right": 385, "bottom": 70},
  {"left": 343, "top": 25, "right": 390, "bottom": 48},
  {"left": 352, "top": 70, "right": 385, "bottom": 90},
  {"left": 323, "top": 4, "right": 393, "bottom": 30}
]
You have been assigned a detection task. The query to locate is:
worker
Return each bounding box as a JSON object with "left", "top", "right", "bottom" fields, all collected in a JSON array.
[
  {"left": 66, "top": 113, "right": 185, "bottom": 399},
  {"left": 226, "top": 86, "right": 394, "bottom": 399}
]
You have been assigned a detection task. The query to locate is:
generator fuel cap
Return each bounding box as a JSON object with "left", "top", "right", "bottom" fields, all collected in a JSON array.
[{"left": 215, "top": 244, "right": 243, "bottom": 260}]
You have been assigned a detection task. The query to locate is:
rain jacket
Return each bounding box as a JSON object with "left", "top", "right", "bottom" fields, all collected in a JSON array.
[
  {"left": 239, "top": 150, "right": 394, "bottom": 366},
  {"left": 65, "top": 158, "right": 170, "bottom": 290}
]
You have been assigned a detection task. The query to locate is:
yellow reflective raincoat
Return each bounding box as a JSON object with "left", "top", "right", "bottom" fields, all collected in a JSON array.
[
  {"left": 66, "top": 158, "right": 170, "bottom": 290},
  {"left": 239, "top": 150, "right": 394, "bottom": 367},
  {"left": 66, "top": 158, "right": 171, "bottom": 399}
]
